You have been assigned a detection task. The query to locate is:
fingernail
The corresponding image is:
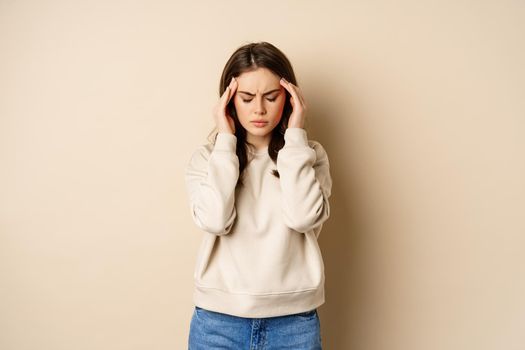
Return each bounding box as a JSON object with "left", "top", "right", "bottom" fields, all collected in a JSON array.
[
  {"left": 281, "top": 77, "right": 287, "bottom": 83},
  {"left": 230, "top": 77, "right": 235, "bottom": 84}
]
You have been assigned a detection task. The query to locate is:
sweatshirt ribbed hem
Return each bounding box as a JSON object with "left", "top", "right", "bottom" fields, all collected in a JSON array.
[
  {"left": 214, "top": 132, "right": 237, "bottom": 152},
  {"left": 193, "top": 276, "right": 325, "bottom": 318},
  {"left": 283, "top": 127, "right": 309, "bottom": 147}
]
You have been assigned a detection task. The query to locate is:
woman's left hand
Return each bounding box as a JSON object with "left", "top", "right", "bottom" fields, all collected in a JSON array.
[{"left": 280, "top": 78, "right": 307, "bottom": 129}]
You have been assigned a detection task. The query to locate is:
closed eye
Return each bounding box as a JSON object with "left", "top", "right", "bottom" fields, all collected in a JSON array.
[{"left": 242, "top": 97, "right": 278, "bottom": 103}]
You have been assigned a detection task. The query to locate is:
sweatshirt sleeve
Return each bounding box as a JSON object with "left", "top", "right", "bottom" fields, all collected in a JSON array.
[
  {"left": 276, "top": 127, "right": 332, "bottom": 235},
  {"left": 184, "top": 132, "right": 239, "bottom": 236}
]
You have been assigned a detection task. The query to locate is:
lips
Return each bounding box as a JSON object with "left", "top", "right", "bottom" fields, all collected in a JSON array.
[{"left": 251, "top": 120, "right": 268, "bottom": 127}]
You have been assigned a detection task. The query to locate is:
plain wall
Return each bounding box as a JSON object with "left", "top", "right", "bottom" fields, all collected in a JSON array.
[{"left": 1, "top": 0, "right": 524, "bottom": 349}]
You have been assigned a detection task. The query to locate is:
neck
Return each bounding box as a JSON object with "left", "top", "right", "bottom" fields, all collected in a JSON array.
[{"left": 247, "top": 134, "right": 271, "bottom": 150}]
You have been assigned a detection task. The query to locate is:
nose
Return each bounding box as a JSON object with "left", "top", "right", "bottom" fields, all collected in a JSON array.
[{"left": 255, "top": 96, "right": 266, "bottom": 115}]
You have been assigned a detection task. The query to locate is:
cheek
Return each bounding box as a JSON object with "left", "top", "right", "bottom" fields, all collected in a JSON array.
[
  {"left": 278, "top": 98, "right": 286, "bottom": 111},
  {"left": 270, "top": 99, "right": 286, "bottom": 118},
  {"left": 233, "top": 98, "right": 250, "bottom": 118},
  {"left": 275, "top": 94, "right": 286, "bottom": 109},
  {"left": 232, "top": 98, "right": 243, "bottom": 112}
]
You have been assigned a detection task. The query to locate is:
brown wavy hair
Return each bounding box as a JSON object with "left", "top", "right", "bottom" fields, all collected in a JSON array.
[{"left": 207, "top": 41, "right": 298, "bottom": 187}]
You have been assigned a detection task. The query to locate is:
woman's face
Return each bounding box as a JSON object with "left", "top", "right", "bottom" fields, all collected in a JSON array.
[{"left": 232, "top": 67, "right": 286, "bottom": 146}]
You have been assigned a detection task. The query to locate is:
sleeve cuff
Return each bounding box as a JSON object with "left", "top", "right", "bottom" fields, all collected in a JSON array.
[
  {"left": 284, "top": 127, "right": 308, "bottom": 147},
  {"left": 214, "top": 132, "right": 237, "bottom": 152}
]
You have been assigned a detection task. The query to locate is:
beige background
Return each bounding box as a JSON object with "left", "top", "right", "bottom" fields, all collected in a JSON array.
[{"left": 1, "top": 0, "right": 524, "bottom": 349}]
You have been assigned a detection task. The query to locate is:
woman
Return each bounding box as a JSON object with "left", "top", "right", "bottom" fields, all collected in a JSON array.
[{"left": 185, "top": 41, "right": 332, "bottom": 349}]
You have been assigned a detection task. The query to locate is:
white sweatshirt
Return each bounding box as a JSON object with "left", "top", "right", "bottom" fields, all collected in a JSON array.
[{"left": 184, "top": 127, "right": 332, "bottom": 318}]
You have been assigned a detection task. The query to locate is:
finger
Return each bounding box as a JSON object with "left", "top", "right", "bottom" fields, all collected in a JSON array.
[
  {"left": 280, "top": 78, "right": 301, "bottom": 103},
  {"left": 289, "top": 83, "right": 306, "bottom": 107},
  {"left": 280, "top": 79, "right": 294, "bottom": 102},
  {"left": 280, "top": 78, "right": 290, "bottom": 92},
  {"left": 280, "top": 78, "right": 304, "bottom": 109},
  {"left": 219, "top": 88, "right": 230, "bottom": 111},
  {"left": 220, "top": 77, "right": 234, "bottom": 99},
  {"left": 221, "top": 77, "right": 237, "bottom": 109},
  {"left": 287, "top": 81, "right": 307, "bottom": 107},
  {"left": 219, "top": 88, "right": 231, "bottom": 111},
  {"left": 226, "top": 78, "right": 238, "bottom": 105},
  {"left": 292, "top": 84, "right": 306, "bottom": 107}
]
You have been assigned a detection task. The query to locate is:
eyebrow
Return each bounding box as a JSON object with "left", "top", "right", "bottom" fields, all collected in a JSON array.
[{"left": 237, "top": 88, "right": 281, "bottom": 97}]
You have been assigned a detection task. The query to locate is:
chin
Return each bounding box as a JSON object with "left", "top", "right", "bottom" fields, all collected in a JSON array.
[{"left": 249, "top": 129, "right": 270, "bottom": 136}]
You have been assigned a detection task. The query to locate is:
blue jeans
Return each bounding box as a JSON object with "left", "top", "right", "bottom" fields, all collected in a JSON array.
[{"left": 188, "top": 306, "right": 322, "bottom": 349}]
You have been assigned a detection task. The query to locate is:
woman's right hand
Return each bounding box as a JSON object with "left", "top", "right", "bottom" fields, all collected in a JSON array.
[{"left": 213, "top": 77, "right": 238, "bottom": 134}]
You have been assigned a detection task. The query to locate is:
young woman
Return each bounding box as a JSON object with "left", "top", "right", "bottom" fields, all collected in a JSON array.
[{"left": 185, "top": 41, "right": 332, "bottom": 349}]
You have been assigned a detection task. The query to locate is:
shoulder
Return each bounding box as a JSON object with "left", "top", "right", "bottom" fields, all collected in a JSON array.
[{"left": 186, "top": 142, "right": 215, "bottom": 169}]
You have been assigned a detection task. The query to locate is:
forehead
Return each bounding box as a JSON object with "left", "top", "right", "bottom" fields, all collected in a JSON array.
[{"left": 235, "top": 67, "right": 281, "bottom": 91}]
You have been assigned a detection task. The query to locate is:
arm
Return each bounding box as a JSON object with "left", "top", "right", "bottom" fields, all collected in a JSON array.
[
  {"left": 184, "top": 133, "right": 239, "bottom": 235},
  {"left": 276, "top": 128, "right": 332, "bottom": 235}
]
